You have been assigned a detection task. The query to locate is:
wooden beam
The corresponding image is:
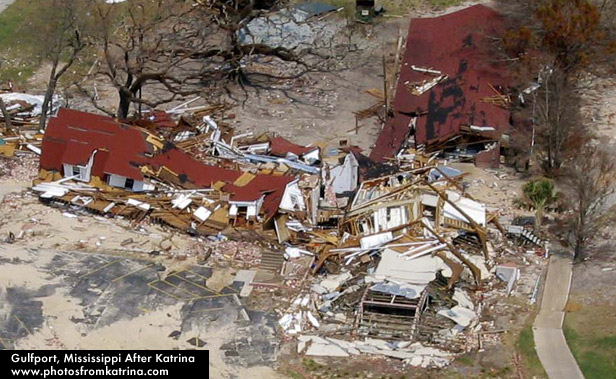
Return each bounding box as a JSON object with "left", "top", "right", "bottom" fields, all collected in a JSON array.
[
  {"left": 422, "top": 221, "right": 482, "bottom": 287},
  {"left": 426, "top": 182, "right": 489, "bottom": 260}
]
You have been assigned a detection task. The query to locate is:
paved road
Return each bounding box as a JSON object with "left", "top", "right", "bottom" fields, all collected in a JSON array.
[
  {"left": 533, "top": 255, "right": 584, "bottom": 379},
  {"left": 0, "top": 0, "right": 15, "bottom": 13}
]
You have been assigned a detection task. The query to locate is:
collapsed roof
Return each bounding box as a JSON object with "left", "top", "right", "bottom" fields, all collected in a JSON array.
[
  {"left": 370, "top": 5, "right": 510, "bottom": 162},
  {"left": 39, "top": 108, "right": 294, "bottom": 220}
]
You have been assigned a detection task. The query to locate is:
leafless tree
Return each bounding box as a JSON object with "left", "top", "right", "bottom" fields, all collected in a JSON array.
[
  {"left": 531, "top": 67, "right": 589, "bottom": 176},
  {"left": 76, "top": 0, "right": 213, "bottom": 119},
  {"left": 27, "top": 0, "right": 89, "bottom": 129},
  {"left": 563, "top": 143, "right": 616, "bottom": 260},
  {"left": 190, "top": 0, "right": 341, "bottom": 86},
  {"left": 76, "top": 0, "right": 347, "bottom": 118}
]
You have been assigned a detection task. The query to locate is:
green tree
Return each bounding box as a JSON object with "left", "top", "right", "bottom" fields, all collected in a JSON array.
[{"left": 522, "top": 178, "right": 558, "bottom": 231}]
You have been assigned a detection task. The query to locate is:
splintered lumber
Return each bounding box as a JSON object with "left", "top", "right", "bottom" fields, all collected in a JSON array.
[
  {"left": 480, "top": 95, "right": 510, "bottom": 108},
  {"left": 405, "top": 75, "right": 448, "bottom": 96},
  {"left": 365, "top": 88, "right": 385, "bottom": 100},
  {"left": 426, "top": 182, "right": 489, "bottom": 260},
  {"left": 411, "top": 65, "right": 442, "bottom": 75},
  {"left": 480, "top": 83, "right": 511, "bottom": 108},
  {"left": 433, "top": 251, "right": 464, "bottom": 289},
  {"left": 354, "top": 101, "right": 385, "bottom": 120},
  {"left": 274, "top": 214, "right": 291, "bottom": 244},
  {"left": 422, "top": 221, "right": 482, "bottom": 286}
]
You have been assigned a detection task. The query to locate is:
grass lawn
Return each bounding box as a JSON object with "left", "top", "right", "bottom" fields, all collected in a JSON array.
[
  {"left": 564, "top": 304, "right": 616, "bottom": 379},
  {"left": 0, "top": 0, "right": 41, "bottom": 84},
  {"left": 515, "top": 321, "right": 547, "bottom": 378}
]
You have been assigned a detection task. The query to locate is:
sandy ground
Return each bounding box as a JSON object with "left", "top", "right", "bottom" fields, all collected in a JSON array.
[
  {"left": 0, "top": 190, "right": 195, "bottom": 255},
  {"left": 0, "top": 162, "right": 281, "bottom": 377},
  {"left": 0, "top": 245, "right": 282, "bottom": 378}
]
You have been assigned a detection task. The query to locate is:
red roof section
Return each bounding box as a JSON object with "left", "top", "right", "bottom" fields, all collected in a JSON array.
[
  {"left": 224, "top": 175, "right": 294, "bottom": 218},
  {"left": 41, "top": 108, "right": 293, "bottom": 220},
  {"left": 269, "top": 137, "right": 317, "bottom": 157},
  {"left": 134, "top": 110, "right": 177, "bottom": 129},
  {"left": 150, "top": 149, "right": 293, "bottom": 218},
  {"left": 151, "top": 148, "right": 243, "bottom": 187},
  {"left": 370, "top": 5, "right": 510, "bottom": 162},
  {"left": 41, "top": 108, "right": 152, "bottom": 180}
]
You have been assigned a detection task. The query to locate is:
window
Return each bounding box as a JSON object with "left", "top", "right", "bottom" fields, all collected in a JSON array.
[
  {"left": 72, "top": 166, "right": 81, "bottom": 177},
  {"left": 125, "top": 178, "right": 135, "bottom": 190}
]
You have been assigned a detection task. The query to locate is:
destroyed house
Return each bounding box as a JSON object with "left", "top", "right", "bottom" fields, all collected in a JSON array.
[
  {"left": 237, "top": 135, "right": 321, "bottom": 166},
  {"left": 38, "top": 108, "right": 303, "bottom": 222},
  {"left": 370, "top": 5, "right": 510, "bottom": 162},
  {"left": 40, "top": 108, "right": 157, "bottom": 191}
]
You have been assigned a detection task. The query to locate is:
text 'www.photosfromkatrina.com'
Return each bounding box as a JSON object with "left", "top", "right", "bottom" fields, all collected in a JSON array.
[{"left": 3, "top": 351, "right": 208, "bottom": 378}]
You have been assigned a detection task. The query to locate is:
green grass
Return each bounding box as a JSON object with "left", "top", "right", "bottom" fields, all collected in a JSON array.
[
  {"left": 0, "top": 0, "right": 42, "bottom": 84},
  {"left": 0, "top": 0, "right": 37, "bottom": 50},
  {"left": 564, "top": 323, "right": 616, "bottom": 378},
  {"left": 455, "top": 354, "right": 475, "bottom": 367},
  {"left": 516, "top": 324, "right": 547, "bottom": 378}
]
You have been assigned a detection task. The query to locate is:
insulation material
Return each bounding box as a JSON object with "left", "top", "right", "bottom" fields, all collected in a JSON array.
[
  {"left": 360, "top": 232, "right": 393, "bottom": 249},
  {"left": 371, "top": 248, "right": 452, "bottom": 285},
  {"left": 437, "top": 306, "right": 477, "bottom": 328},
  {"left": 421, "top": 190, "right": 486, "bottom": 226},
  {"left": 328, "top": 153, "right": 359, "bottom": 194}
]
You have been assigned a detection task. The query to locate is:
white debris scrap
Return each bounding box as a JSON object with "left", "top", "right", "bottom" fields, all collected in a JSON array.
[
  {"left": 0, "top": 93, "right": 64, "bottom": 117},
  {"left": 319, "top": 271, "right": 352, "bottom": 292},
  {"left": 453, "top": 289, "right": 474, "bottom": 309},
  {"left": 437, "top": 306, "right": 477, "bottom": 328},
  {"left": 298, "top": 336, "right": 454, "bottom": 367}
]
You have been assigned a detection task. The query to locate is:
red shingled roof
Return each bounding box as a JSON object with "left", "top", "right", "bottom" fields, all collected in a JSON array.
[
  {"left": 269, "top": 137, "right": 316, "bottom": 157},
  {"left": 40, "top": 108, "right": 292, "bottom": 221},
  {"left": 151, "top": 148, "right": 243, "bottom": 187},
  {"left": 41, "top": 108, "right": 152, "bottom": 180},
  {"left": 223, "top": 175, "right": 294, "bottom": 217},
  {"left": 370, "top": 5, "right": 510, "bottom": 162},
  {"left": 150, "top": 149, "right": 292, "bottom": 219}
]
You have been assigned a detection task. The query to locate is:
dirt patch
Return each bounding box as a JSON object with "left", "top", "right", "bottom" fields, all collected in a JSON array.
[{"left": 206, "top": 267, "right": 236, "bottom": 293}]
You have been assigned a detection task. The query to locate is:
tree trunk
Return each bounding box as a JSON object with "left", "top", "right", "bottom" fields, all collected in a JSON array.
[
  {"left": 534, "top": 206, "right": 543, "bottom": 234},
  {"left": 40, "top": 78, "right": 58, "bottom": 130},
  {"left": 117, "top": 73, "right": 134, "bottom": 119},
  {"left": 574, "top": 236, "right": 584, "bottom": 261},
  {"left": 0, "top": 97, "right": 12, "bottom": 132},
  {"left": 40, "top": 59, "right": 59, "bottom": 130},
  {"left": 117, "top": 90, "right": 131, "bottom": 119}
]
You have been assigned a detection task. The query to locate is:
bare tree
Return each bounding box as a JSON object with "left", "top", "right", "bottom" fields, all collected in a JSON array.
[
  {"left": 191, "top": 0, "right": 339, "bottom": 84},
  {"left": 563, "top": 143, "right": 616, "bottom": 260},
  {"left": 532, "top": 67, "right": 589, "bottom": 176},
  {"left": 76, "top": 0, "right": 348, "bottom": 118},
  {"left": 26, "top": 0, "right": 89, "bottom": 129},
  {"left": 0, "top": 98, "right": 12, "bottom": 132},
  {"left": 81, "top": 0, "right": 206, "bottom": 119}
]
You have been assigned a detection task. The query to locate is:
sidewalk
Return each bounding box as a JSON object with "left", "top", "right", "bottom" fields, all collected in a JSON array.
[{"left": 533, "top": 255, "right": 584, "bottom": 379}]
